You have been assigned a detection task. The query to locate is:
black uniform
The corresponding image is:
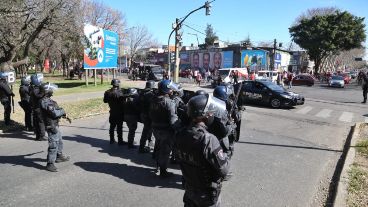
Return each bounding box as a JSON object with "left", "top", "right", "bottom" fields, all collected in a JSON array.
[
  {"left": 40, "top": 95, "right": 66, "bottom": 164},
  {"left": 124, "top": 92, "right": 140, "bottom": 147},
  {"left": 150, "top": 95, "right": 180, "bottom": 174},
  {"left": 19, "top": 84, "right": 33, "bottom": 130},
  {"left": 103, "top": 87, "right": 124, "bottom": 144},
  {"left": 0, "top": 79, "right": 13, "bottom": 125},
  {"left": 139, "top": 88, "right": 155, "bottom": 150},
  {"left": 176, "top": 122, "right": 230, "bottom": 206},
  {"left": 30, "top": 85, "right": 46, "bottom": 140},
  {"left": 362, "top": 74, "right": 368, "bottom": 103}
]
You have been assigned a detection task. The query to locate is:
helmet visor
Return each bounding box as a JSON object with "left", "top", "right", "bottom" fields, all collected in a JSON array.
[
  {"left": 45, "top": 83, "right": 59, "bottom": 92},
  {"left": 167, "top": 81, "right": 181, "bottom": 92},
  {"left": 204, "top": 94, "right": 227, "bottom": 118},
  {"left": 36, "top": 73, "right": 44, "bottom": 83}
]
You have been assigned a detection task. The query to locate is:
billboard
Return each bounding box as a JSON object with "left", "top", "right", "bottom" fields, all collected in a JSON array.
[
  {"left": 83, "top": 24, "right": 119, "bottom": 69},
  {"left": 241, "top": 50, "right": 268, "bottom": 71},
  {"left": 184, "top": 50, "right": 233, "bottom": 75}
]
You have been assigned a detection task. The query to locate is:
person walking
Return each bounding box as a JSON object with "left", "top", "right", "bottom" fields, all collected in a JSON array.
[
  {"left": 30, "top": 74, "right": 46, "bottom": 141},
  {"left": 123, "top": 88, "right": 140, "bottom": 149},
  {"left": 149, "top": 80, "right": 181, "bottom": 177},
  {"left": 175, "top": 94, "right": 230, "bottom": 206},
  {"left": 361, "top": 72, "right": 368, "bottom": 103}
]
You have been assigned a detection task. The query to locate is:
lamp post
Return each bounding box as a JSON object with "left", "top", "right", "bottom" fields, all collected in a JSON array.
[
  {"left": 188, "top": 33, "right": 199, "bottom": 46},
  {"left": 167, "top": 0, "right": 213, "bottom": 83}
]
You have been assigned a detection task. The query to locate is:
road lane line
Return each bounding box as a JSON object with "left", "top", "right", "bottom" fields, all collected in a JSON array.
[
  {"left": 296, "top": 106, "right": 313, "bottom": 114},
  {"left": 365, "top": 117, "right": 368, "bottom": 123},
  {"left": 315, "top": 109, "right": 333, "bottom": 118},
  {"left": 338, "top": 112, "right": 353, "bottom": 123}
]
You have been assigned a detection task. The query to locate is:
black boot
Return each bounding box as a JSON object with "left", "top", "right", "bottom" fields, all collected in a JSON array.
[{"left": 46, "top": 163, "right": 58, "bottom": 172}]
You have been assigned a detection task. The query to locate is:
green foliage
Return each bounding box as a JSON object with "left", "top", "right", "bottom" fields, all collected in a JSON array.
[
  {"left": 205, "top": 24, "right": 218, "bottom": 46},
  {"left": 348, "top": 163, "right": 368, "bottom": 207},
  {"left": 356, "top": 139, "right": 368, "bottom": 156},
  {"left": 289, "top": 10, "right": 366, "bottom": 73}
]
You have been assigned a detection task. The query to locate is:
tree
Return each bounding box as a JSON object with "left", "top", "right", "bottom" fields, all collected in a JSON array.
[
  {"left": 241, "top": 35, "right": 252, "bottom": 47},
  {"left": 0, "top": 0, "right": 80, "bottom": 72},
  {"left": 289, "top": 8, "right": 366, "bottom": 74},
  {"left": 125, "top": 25, "right": 155, "bottom": 65},
  {"left": 204, "top": 24, "right": 218, "bottom": 47}
]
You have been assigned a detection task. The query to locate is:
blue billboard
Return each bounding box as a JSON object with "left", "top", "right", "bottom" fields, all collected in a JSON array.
[
  {"left": 241, "top": 50, "right": 268, "bottom": 70},
  {"left": 83, "top": 24, "right": 119, "bottom": 69},
  {"left": 223, "top": 51, "right": 233, "bottom": 68}
]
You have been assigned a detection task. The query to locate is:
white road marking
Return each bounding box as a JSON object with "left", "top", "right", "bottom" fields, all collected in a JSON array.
[
  {"left": 338, "top": 112, "right": 353, "bottom": 123},
  {"left": 365, "top": 117, "right": 368, "bottom": 123},
  {"left": 296, "top": 106, "right": 313, "bottom": 114},
  {"left": 315, "top": 109, "right": 332, "bottom": 118}
]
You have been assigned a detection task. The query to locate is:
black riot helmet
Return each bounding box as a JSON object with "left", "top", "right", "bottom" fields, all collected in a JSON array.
[
  {"left": 0, "top": 72, "right": 7, "bottom": 81},
  {"left": 41, "top": 82, "right": 58, "bottom": 97},
  {"left": 21, "top": 75, "right": 31, "bottom": 86},
  {"left": 111, "top": 79, "right": 120, "bottom": 87},
  {"left": 187, "top": 94, "right": 227, "bottom": 124},
  {"left": 30, "top": 74, "right": 43, "bottom": 86},
  {"left": 145, "top": 80, "right": 155, "bottom": 89},
  {"left": 125, "top": 88, "right": 138, "bottom": 97},
  {"left": 195, "top": 90, "right": 207, "bottom": 96}
]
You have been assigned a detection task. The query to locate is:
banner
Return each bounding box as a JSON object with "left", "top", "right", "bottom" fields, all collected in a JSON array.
[
  {"left": 83, "top": 24, "right": 119, "bottom": 69},
  {"left": 185, "top": 50, "right": 234, "bottom": 75},
  {"left": 222, "top": 51, "right": 233, "bottom": 68},
  {"left": 241, "top": 50, "right": 268, "bottom": 71}
]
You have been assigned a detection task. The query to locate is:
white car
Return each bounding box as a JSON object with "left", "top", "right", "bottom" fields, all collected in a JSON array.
[
  {"left": 328, "top": 76, "right": 345, "bottom": 88},
  {"left": 256, "top": 70, "right": 278, "bottom": 83}
]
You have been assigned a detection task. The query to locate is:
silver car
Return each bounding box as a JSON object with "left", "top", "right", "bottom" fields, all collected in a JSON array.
[{"left": 328, "top": 76, "right": 345, "bottom": 88}]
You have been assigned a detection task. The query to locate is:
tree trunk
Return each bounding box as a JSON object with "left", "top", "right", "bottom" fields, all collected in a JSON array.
[{"left": 314, "top": 58, "right": 322, "bottom": 74}]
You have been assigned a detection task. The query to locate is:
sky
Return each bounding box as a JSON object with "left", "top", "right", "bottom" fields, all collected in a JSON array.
[{"left": 104, "top": 0, "right": 368, "bottom": 58}]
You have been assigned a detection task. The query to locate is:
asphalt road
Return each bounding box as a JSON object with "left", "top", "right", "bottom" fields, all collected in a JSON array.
[{"left": 1, "top": 79, "right": 366, "bottom": 207}]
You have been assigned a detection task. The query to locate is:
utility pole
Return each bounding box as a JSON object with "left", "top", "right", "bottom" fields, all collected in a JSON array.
[{"left": 270, "top": 39, "right": 277, "bottom": 71}]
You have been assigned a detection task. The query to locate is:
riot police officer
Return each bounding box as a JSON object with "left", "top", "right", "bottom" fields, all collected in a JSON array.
[
  {"left": 362, "top": 72, "right": 368, "bottom": 103},
  {"left": 123, "top": 88, "right": 140, "bottom": 149},
  {"left": 0, "top": 73, "right": 14, "bottom": 125},
  {"left": 149, "top": 79, "right": 181, "bottom": 177},
  {"left": 104, "top": 79, "right": 125, "bottom": 145},
  {"left": 30, "top": 74, "right": 46, "bottom": 140},
  {"left": 40, "top": 83, "right": 70, "bottom": 172},
  {"left": 19, "top": 76, "right": 33, "bottom": 130},
  {"left": 175, "top": 94, "right": 230, "bottom": 206},
  {"left": 138, "top": 81, "right": 156, "bottom": 153}
]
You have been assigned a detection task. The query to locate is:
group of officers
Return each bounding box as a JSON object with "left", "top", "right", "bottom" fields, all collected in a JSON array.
[
  {"left": 104, "top": 78, "right": 243, "bottom": 206},
  {"left": 0, "top": 72, "right": 70, "bottom": 172}
]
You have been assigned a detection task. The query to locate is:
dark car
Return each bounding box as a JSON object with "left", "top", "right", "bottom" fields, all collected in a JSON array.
[
  {"left": 291, "top": 74, "right": 315, "bottom": 86},
  {"left": 237, "top": 80, "right": 305, "bottom": 108}
]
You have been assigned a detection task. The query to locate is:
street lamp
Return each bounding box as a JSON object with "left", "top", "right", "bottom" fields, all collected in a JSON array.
[
  {"left": 188, "top": 33, "right": 199, "bottom": 46},
  {"left": 120, "top": 26, "right": 136, "bottom": 70},
  {"left": 167, "top": 0, "right": 214, "bottom": 83}
]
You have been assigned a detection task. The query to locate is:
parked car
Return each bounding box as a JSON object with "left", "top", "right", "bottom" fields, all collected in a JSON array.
[
  {"left": 328, "top": 75, "right": 345, "bottom": 88},
  {"left": 349, "top": 71, "right": 358, "bottom": 79},
  {"left": 291, "top": 74, "right": 315, "bottom": 86},
  {"left": 237, "top": 80, "right": 305, "bottom": 108}
]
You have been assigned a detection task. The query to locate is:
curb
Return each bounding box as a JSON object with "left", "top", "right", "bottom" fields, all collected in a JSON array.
[{"left": 333, "top": 122, "right": 363, "bottom": 207}]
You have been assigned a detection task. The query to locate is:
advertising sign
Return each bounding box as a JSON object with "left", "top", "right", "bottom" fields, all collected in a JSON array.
[
  {"left": 185, "top": 50, "right": 233, "bottom": 75},
  {"left": 241, "top": 50, "right": 268, "bottom": 71},
  {"left": 83, "top": 24, "right": 119, "bottom": 69}
]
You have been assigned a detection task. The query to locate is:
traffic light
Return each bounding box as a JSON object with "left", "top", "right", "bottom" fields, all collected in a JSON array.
[
  {"left": 170, "top": 52, "right": 175, "bottom": 63},
  {"left": 355, "top": 57, "right": 363, "bottom": 61},
  {"left": 205, "top": 1, "right": 211, "bottom": 16}
]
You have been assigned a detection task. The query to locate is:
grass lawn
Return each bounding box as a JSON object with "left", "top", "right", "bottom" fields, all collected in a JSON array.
[{"left": 347, "top": 125, "right": 368, "bottom": 207}]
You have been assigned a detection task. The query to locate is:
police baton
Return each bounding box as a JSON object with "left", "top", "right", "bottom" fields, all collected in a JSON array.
[{"left": 11, "top": 85, "right": 14, "bottom": 113}]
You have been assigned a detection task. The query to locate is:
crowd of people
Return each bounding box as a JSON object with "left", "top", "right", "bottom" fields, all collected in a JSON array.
[
  {"left": 103, "top": 78, "right": 243, "bottom": 206},
  {"left": 0, "top": 72, "right": 70, "bottom": 172}
]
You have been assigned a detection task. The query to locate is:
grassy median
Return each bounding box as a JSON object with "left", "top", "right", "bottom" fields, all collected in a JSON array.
[{"left": 347, "top": 125, "right": 368, "bottom": 207}]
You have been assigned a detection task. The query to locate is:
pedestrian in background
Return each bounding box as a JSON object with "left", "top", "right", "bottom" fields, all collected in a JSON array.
[
  {"left": 196, "top": 72, "right": 202, "bottom": 86},
  {"left": 361, "top": 72, "right": 368, "bottom": 103}
]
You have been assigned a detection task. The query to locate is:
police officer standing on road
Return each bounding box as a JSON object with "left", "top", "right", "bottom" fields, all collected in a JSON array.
[
  {"left": 138, "top": 81, "right": 156, "bottom": 153},
  {"left": 0, "top": 73, "right": 14, "bottom": 125},
  {"left": 149, "top": 79, "right": 181, "bottom": 177},
  {"left": 40, "top": 83, "right": 70, "bottom": 172},
  {"left": 19, "top": 76, "right": 33, "bottom": 130},
  {"left": 123, "top": 88, "right": 140, "bottom": 149},
  {"left": 176, "top": 94, "right": 231, "bottom": 206},
  {"left": 104, "top": 79, "right": 125, "bottom": 145},
  {"left": 30, "top": 74, "right": 46, "bottom": 141}
]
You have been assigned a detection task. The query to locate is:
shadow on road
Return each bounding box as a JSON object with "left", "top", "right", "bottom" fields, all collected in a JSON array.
[
  {"left": 0, "top": 151, "right": 46, "bottom": 170},
  {"left": 75, "top": 161, "right": 182, "bottom": 189},
  {"left": 63, "top": 135, "right": 182, "bottom": 189},
  {"left": 237, "top": 141, "right": 342, "bottom": 153}
]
